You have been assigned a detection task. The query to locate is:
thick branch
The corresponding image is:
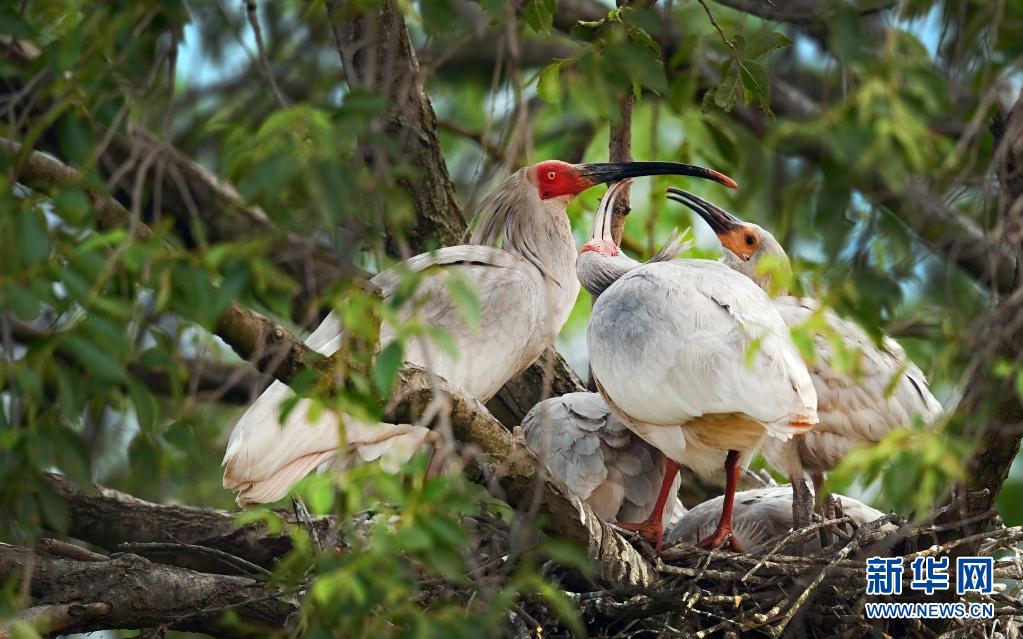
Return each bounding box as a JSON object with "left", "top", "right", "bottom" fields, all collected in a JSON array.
[
  {"left": 43, "top": 473, "right": 339, "bottom": 572},
  {"left": 951, "top": 95, "right": 1023, "bottom": 522},
  {"left": 709, "top": 0, "right": 895, "bottom": 25},
  {"left": 326, "top": 0, "right": 464, "bottom": 252},
  {"left": 0, "top": 543, "right": 296, "bottom": 637},
  {"left": 391, "top": 367, "right": 654, "bottom": 587}
]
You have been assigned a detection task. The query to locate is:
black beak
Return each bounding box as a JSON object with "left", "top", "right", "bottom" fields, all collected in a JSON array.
[
  {"left": 665, "top": 187, "right": 743, "bottom": 234},
  {"left": 577, "top": 162, "right": 739, "bottom": 190}
]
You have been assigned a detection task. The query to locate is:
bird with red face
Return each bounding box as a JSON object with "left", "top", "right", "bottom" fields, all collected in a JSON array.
[{"left": 223, "top": 159, "right": 737, "bottom": 506}]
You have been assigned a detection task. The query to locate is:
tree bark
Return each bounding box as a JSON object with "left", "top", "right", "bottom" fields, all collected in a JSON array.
[
  {"left": 0, "top": 543, "right": 297, "bottom": 637},
  {"left": 42, "top": 473, "right": 340, "bottom": 572},
  {"left": 326, "top": 0, "right": 464, "bottom": 252}
]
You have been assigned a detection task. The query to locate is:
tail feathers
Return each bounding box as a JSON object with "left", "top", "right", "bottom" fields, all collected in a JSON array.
[
  {"left": 354, "top": 426, "right": 431, "bottom": 473},
  {"left": 231, "top": 448, "right": 336, "bottom": 507},
  {"left": 223, "top": 392, "right": 431, "bottom": 505},
  {"left": 764, "top": 412, "right": 818, "bottom": 442}
]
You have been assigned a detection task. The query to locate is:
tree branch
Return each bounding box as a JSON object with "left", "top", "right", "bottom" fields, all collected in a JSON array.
[
  {"left": 709, "top": 0, "right": 895, "bottom": 25},
  {"left": 326, "top": 0, "right": 464, "bottom": 252},
  {"left": 324, "top": 0, "right": 586, "bottom": 422},
  {"left": 0, "top": 543, "right": 297, "bottom": 637},
  {"left": 43, "top": 473, "right": 339, "bottom": 573}
]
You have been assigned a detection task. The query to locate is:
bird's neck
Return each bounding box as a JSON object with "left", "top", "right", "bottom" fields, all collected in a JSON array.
[
  {"left": 577, "top": 251, "right": 640, "bottom": 297},
  {"left": 541, "top": 208, "right": 580, "bottom": 287}
]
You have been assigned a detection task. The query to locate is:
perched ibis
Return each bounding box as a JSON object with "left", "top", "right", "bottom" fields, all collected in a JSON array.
[
  {"left": 581, "top": 183, "right": 818, "bottom": 551},
  {"left": 667, "top": 188, "right": 943, "bottom": 527}
]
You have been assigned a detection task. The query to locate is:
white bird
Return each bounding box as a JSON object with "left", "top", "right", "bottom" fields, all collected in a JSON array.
[
  {"left": 666, "top": 486, "right": 891, "bottom": 552},
  {"left": 666, "top": 188, "right": 944, "bottom": 527},
  {"left": 521, "top": 185, "right": 693, "bottom": 525},
  {"left": 581, "top": 184, "right": 818, "bottom": 551},
  {"left": 522, "top": 391, "right": 684, "bottom": 525},
  {"left": 222, "top": 160, "right": 736, "bottom": 505}
]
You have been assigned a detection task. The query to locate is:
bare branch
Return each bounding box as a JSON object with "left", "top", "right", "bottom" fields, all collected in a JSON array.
[
  {"left": 709, "top": 0, "right": 895, "bottom": 25},
  {"left": 0, "top": 543, "right": 297, "bottom": 637},
  {"left": 43, "top": 473, "right": 340, "bottom": 573}
]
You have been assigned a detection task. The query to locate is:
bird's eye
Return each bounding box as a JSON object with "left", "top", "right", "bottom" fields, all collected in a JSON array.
[
  {"left": 745, "top": 235, "right": 756, "bottom": 246},
  {"left": 546, "top": 170, "right": 557, "bottom": 181}
]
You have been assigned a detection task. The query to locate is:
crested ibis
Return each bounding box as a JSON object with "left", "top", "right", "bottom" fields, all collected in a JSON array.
[
  {"left": 667, "top": 188, "right": 943, "bottom": 528},
  {"left": 580, "top": 183, "right": 818, "bottom": 551},
  {"left": 522, "top": 391, "right": 684, "bottom": 525},
  {"left": 667, "top": 486, "right": 892, "bottom": 551}
]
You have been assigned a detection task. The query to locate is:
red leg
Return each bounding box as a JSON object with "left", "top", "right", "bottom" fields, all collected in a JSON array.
[
  {"left": 696, "top": 450, "right": 744, "bottom": 552},
  {"left": 616, "top": 459, "right": 680, "bottom": 551}
]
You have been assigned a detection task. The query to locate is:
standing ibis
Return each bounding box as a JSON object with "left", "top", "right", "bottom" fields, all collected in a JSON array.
[
  {"left": 667, "top": 188, "right": 943, "bottom": 527},
  {"left": 221, "top": 160, "right": 737, "bottom": 506},
  {"left": 580, "top": 183, "right": 818, "bottom": 552}
]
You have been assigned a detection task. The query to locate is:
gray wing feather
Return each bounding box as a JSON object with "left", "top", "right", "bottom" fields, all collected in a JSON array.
[{"left": 523, "top": 392, "right": 681, "bottom": 523}]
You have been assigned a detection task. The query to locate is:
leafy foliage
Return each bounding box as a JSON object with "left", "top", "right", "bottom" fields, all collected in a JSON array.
[{"left": 1, "top": 0, "right": 1021, "bottom": 634}]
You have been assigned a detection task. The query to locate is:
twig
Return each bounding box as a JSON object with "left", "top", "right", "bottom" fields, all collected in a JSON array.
[{"left": 116, "top": 542, "right": 274, "bottom": 578}]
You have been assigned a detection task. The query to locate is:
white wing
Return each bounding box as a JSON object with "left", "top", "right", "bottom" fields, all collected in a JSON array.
[
  {"left": 666, "top": 486, "right": 888, "bottom": 551},
  {"left": 224, "top": 246, "right": 550, "bottom": 505},
  {"left": 761, "top": 297, "right": 943, "bottom": 477},
  {"left": 522, "top": 392, "right": 682, "bottom": 523},
  {"left": 588, "top": 260, "right": 817, "bottom": 441}
]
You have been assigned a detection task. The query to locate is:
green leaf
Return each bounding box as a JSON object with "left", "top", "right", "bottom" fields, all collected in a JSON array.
[
  {"left": 537, "top": 61, "right": 564, "bottom": 104},
  {"left": 523, "top": 0, "right": 556, "bottom": 34},
  {"left": 420, "top": 0, "right": 457, "bottom": 35},
  {"left": 713, "top": 67, "right": 741, "bottom": 112},
  {"left": 15, "top": 208, "right": 49, "bottom": 269},
  {"left": 8, "top": 620, "right": 41, "bottom": 639},
  {"left": 164, "top": 421, "right": 203, "bottom": 459},
  {"left": 373, "top": 340, "right": 404, "bottom": 398},
  {"left": 743, "top": 30, "right": 793, "bottom": 60},
  {"left": 127, "top": 379, "right": 159, "bottom": 432},
  {"left": 738, "top": 59, "right": 770, "bottom": 111},
  {"left": 57, "top": 112, "right": 95, "bottom": 165},
  {"left": 63, "top": 334, "right": 126, "bottom": 383},
  {"left": 34, "top": 480, "right": 69, "bottom": 536},
  {"left": 538, "top": 538, "right": 592, "bottom": 575},
  {"left": 570, "top": 18, "right": 605, "bottom": 40},
  {"left": 53, "top": 425, "right": 91, "bottom": 486}
]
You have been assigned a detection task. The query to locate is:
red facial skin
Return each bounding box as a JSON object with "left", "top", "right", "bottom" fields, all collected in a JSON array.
[
  {"left": 527, "top": 160, "right": 595, "bottom": 200},
  {"left": 579, "top": 238, "right": 618, "bottom": 257}
]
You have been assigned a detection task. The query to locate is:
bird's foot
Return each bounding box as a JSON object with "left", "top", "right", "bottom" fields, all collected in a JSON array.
[
  {"left": 820, "top": 494, "right": 841, "bottom": 521},
  {"left": 791, "top": 481, "right": 814, "bottom": 531},
  {"left": 695, "top": 526, "right": 743, "bottom": 553},
  {"left": 615, "top": 520, "right": 664, "bottom": 551}
]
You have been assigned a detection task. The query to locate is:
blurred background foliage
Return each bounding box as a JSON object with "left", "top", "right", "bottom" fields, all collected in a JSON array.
[{"left": 0, "top": 0, "right": 1021, "bottom": 634}]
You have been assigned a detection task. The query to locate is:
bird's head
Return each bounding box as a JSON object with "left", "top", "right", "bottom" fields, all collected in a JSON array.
[
  {"left": 579, "top": 179, "right": 632, "bottom": 256},
  {"left": 666, "top": 188, "right": 790, "bottom": 290},
  {"left": 527, "top": 159, "right": 738, "bottom": 204}
]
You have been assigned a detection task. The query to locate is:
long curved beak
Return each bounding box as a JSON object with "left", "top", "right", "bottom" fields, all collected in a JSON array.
[
  {"left": 577, "top": 162, "right": 739, "bottom": 190},
  {"left": 666, "top": 187, "right": 754, "bottom": 261},
  {"left": 666, "top": 187, "right": 743, "bottom": 233},
  {"left": 591, "top": 179, "right": 632, "bottom": 242}
]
